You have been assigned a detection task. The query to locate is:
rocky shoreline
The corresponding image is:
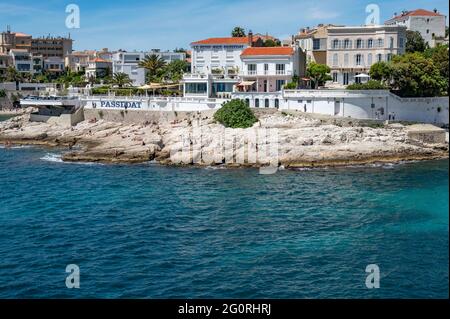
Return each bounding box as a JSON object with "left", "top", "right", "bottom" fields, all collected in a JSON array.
[{"left": 0, "top": 109, "right": 448, "bottom": 168}]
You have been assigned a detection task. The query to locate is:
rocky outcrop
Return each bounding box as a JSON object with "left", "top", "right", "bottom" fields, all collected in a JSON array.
[{"left": 0, "top": 109, "right": 448, "bottom": 167}]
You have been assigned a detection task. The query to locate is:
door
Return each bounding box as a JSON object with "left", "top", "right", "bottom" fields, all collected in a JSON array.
[{"left": 343, "top": 73, "right": 349, "bottom": 85}]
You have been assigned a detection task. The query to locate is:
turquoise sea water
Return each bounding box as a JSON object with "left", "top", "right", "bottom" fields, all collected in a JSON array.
[{"left": 0, "top": 146, "right": 448, "bottom": 298}]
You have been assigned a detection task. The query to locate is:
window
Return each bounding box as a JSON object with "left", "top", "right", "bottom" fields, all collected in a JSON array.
[
  {"left": 387, "top": 53, "right": 393, "bottom": 61},
  {"left": 332, "top": 39, "right": 339, "bottom": 49},
  {"left": 356, "top": 39, "right": 363, "bottom": 49},
  {"left": 389, "top": 37, "right": 394, "bottom": 48},
  {"left": 377, "top": 38, "right": 384, "bottom": 48},
  {"left": 377, "top": 54, "right": 383, "bottom": 62},
  {"left": 332, "top": 53, "right": 338, "bottom": 66},
  {"left": 245, "top": 99, "right": 250, "bottom": 106},
  {"left": 276, "top": 64, "right": 285, "bottom": 75},
  {"left": 367, "top": 39, "right": 373, "bottom": 48},
  {"left": 313, "top": 39, "right": 321, "bottom": 50},
  {"left": 265, "top": 99, "right": 269, "bottom": 108},
  {"left": 274, "top": 99, "right": 279, "bottom": 109},
  {"left": 344, "top": 53, "right": 349, "bottom": 66},
  {"left": 367, "top": 53, "right": 372, "bottom": 65},
  {"left": 185, "top": 83, "right": 207, "bottom": 94},
  {"left": 332, "top": 72, "right": 338, "bottom": 83},
  {"left": 255, "top": 99, "right": 260, "bottom": 108},
  {"left": 276, "top": 79, "right": 286, "bottom": 91},
  {"left": 264, "top": 64, "right": 269, "bottom": 75},
  {"left": 356, "top": 54, "right": 362, "bottom": 66},
  {"left": 248, "top": 64, "right": 256, "bottom": 75},
  {"left": 399, "top": 37, "right": 404, "bottom": 48},
  {"left": 426, "top": 29, "right": 430, "bottom": 34},
  {"left": 344, "top": 39, "right": 351, "bottom": 49}
]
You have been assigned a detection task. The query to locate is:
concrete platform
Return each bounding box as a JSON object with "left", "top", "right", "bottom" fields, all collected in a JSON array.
[{"left": 406, "top": 124, "right": 447, "bottom": 144}]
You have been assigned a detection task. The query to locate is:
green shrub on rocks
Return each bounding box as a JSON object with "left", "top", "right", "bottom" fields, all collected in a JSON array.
[
  {"left": 214, "top": 99, "right": 258, "bottom": 128},
  {"left": 347, "top": 80, "right": 387, "bottom": 90}
]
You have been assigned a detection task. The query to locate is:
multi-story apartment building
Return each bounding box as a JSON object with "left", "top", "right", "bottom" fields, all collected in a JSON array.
[
  {"left": 85, "top": 58, "right": 112, "bottom": 79},
  {"left": 0, "top": 29, "right": 73, "bottom": 59},
  {"left": 9, "top": 49, "right": 33, "bottom": 73},
  {"left": 183, "top": 32, "right": 265, "bottom": 97},
  {"left": 148, "top": 49, "right": 186, "bottom": 64},
  {"left": 327, "top": 25, "right": 406, "bottom": 86},
  {"left": 112, "top": 51, "right": 146, "bottom": 86},
  {"left": 65, "top": 50, "right": 97, "bottom": 72},
  {"left": 31, "top": 36, "right": 73, "bottom": 59},
  {"left": 238, "top": 47, "right": 304, "bottom": 93},
  {"left": 32, "top": 55, "right": 44, "bottom": 74},
  {"left": 43, "top": 57, "right": 65, "bottom": 75},
  {"left": 385, "top": 9, "right": 447, "bottom": 47},
  {"left": 295, "top": 24, "right": 333, "bottom": 65}
]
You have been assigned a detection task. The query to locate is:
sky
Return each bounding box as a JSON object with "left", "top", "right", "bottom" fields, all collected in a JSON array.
[{"left": 0, "top": 0, "right": 448, "bottom": 51}]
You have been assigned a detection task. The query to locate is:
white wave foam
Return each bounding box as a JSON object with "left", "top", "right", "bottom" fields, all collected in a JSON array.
[{"left": 40, "top": 153, "right": 63, "bottom": 163}]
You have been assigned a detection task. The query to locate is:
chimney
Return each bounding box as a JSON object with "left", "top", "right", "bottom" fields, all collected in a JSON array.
[
  {"left": 248, "top": 30, "right": 253, "bottom": 46},
  {"left": 434, "top": 8, "right": 438, "bottom": 13},
  {"left": 393, "top": 12, "right": 397, "bottom": 17}
]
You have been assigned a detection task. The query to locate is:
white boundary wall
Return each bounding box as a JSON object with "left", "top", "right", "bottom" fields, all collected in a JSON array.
[{"left": 80, "top": 90, "right": 448, "bottom": 125}]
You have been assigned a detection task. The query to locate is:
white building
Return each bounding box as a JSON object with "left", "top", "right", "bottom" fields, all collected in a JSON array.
[
  {"left": 9, "top": 49, "right": 33, "bottom": 73},
  {"left": 327, "top": 25, "right": 406, "bottom": 86},
  {"left": 148, "top": 50, "right": 186, "bottom": 64},
  {"left": 183, "top": 33, "right": 271, "bottom": 98},
  {"left": 385, "top": 9, "right": 447, "bottom": 47},
  {"left": 112, "top": 51, "right": 146, "bottom": 86},
  {"left": 237, "top": 47, "right": 303, "bottom": 94},
  {"left": 85, "top": 58, "right": 112, "bottom": 79},
  {"left": 44, "top": 57, "right": 65, "bottom": 74}
]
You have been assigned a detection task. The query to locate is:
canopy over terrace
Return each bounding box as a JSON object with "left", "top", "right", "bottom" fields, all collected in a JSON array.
[
  {"left": 236, "top": 81, "right": 256, "bottom": 92},
  {"left": 138, "top": 83, "right": 182, "bottom": 95}
]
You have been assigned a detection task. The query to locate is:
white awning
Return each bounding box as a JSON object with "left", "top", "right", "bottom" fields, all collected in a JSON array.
[
  {"left": 237, "top": 81, "right": 256, "bottom": 86},
  {"left": 354, "top": 73, "right": 370, "bottom": 78}
]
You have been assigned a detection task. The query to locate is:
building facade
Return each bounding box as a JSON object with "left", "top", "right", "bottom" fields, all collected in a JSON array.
[
  {"left": 183, "top": 34, "right": 266, "bottom": 98},
  {"left": 85, "top": 58, "right": 112, "bottom": 79},
  {"left": 385, "top": 9, "right": 447, "bottom": 47},
  {"left": 295, "top": 24, "right": 332, "bottom": 65},
  {"left": 30, "top": 36, "right": 73, "bottom": 59},
  {"left": 327, "top": 25, "right": 406, "bottom": 86},
  {"left": 112, "top": 51, "right": 146, "bottom": 86},
  {"left": 238, "top": 47, "right": 303, "bottom": 94},
  {"left": 9, "top": 49, "right": 33, "bottom": 73}
]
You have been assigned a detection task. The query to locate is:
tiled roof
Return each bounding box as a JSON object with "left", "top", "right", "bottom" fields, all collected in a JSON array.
[
  {"left": 14, "top": 32, "right": 31, "bottom": 37},
  {"left": 92, "top": 57, "right": 109, "bottom": 63},
  {"left": 387, "top": 9, "right": 444, "bottom": 22},
  {"left": 191, "top": 37, "right": 250, "bottom": 45},
  {"left": 241, "top": 47, "right": 294, "bottom": 56}
]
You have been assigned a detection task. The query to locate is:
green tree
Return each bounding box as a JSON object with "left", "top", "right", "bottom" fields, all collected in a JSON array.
[
  {"left": 369, "top": 61, "right": 393, "bottom": 84},
  {"left": 405, "top": 30, "right": 427, "bottom": 53},
  {"left": 263, "top": 39, "right": 281, "bottom": 47},
  {"left": 111, "top": 72, "right": 133, "bottom": 88},
  {"left": 5, "top": 67, "right": 22, "bottom": 82},
  {"left": 379, "top": 53, "right": 447, "bottom": 97},
  {"left": 306, "top": 62, "right": 331, "bottom": 89},
  {"left": 161, "top": 60, "right": 189, "bottom": 83},
  {"left": 139, "top": 54, "right": 167, "bottom": 83},
  {"left": 214, "top": 99, "right": 258, "bottom": 128},
  {"left": 231, "top": 27, "right": 246, "bottom": 38}
]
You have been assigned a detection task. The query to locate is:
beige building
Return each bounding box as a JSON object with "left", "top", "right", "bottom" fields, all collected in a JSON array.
[
  {"left": 0, "top": 29, "right": 72, "bottom": 59},
  {"left": 327, "top": 25, "right": 407, "bottom": 86},
  {"left": 295, "top": 24, "right": 334, "bottom": 65}
]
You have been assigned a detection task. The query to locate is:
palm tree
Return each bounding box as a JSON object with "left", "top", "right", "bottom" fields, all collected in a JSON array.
[
  {"left": 5, "top": 67, "right": 22, "bottom": 83},
  {"left": 139, "top": 54, "right": 166, "bottom": 83},
  {"left": 231, "top": 27, "right": 246, "bottom": 37},
  {"left": 111, "top": 72, "right": 133, "bottom": 88}
]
